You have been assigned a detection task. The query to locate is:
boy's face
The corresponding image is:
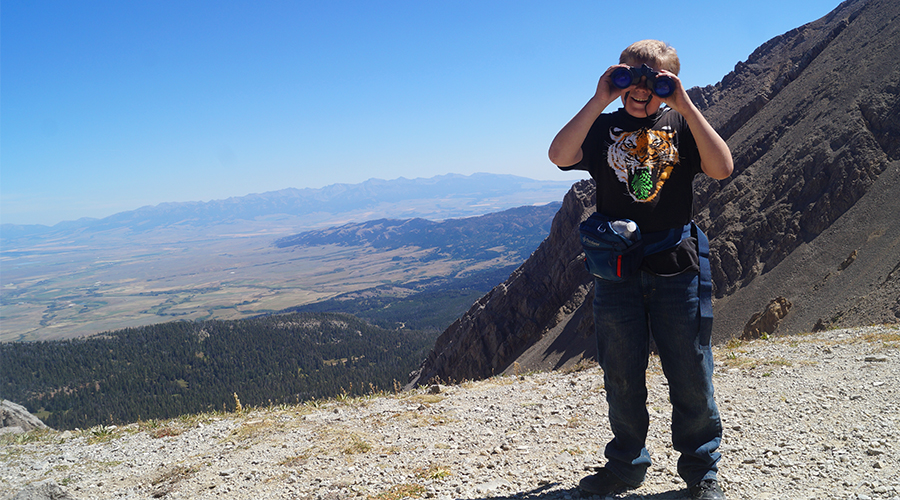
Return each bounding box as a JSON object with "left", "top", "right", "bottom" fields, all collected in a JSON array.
[{"left": 620, "top": 59, "right": 665, "bottom": 118}]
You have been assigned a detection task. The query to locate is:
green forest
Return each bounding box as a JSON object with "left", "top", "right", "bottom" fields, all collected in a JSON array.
[
  {"left": 286, "top": 265, "right": 517, "bottom": 331},
  {"left": 0, "top": 312, "right": 438, "bottom": 430}
]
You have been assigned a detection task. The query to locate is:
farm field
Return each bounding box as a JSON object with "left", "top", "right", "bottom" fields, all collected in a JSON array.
[{"left": 1, "top": 233, "right": 504, "bottom": 342}]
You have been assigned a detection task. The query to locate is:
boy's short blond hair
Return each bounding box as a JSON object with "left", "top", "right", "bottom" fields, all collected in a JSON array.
[{"left": 619, "top": 40, "right": 680, "bottom": 75}]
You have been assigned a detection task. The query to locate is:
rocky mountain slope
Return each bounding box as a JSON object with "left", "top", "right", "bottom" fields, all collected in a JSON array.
[
  {"left": 691, "top": 0, "right": 900, "bottom": 336},
  {"left": 408, "top": 180, "right": 596, "bottom": 386},
  {"left": 411, "top": 0, "right": 900, "bottom": 385},
  {"left": 2, "top": 325, "right": 898, "bottom": 500}
]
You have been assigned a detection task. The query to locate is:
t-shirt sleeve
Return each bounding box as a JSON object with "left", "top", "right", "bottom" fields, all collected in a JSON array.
[
  {"left": 675, "top": 113, "right": 703, "bottom": 176},
  {"left": 557, "top": 116, "right": 605, "bottom": 173}
]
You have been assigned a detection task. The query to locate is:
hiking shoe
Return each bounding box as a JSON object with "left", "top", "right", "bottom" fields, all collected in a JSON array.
[
  {"left": 689, "top": 479, "right": 725, "bottom": 500},
  {"left": 577, "top": 468, "right": 635, "bottom": 496}
]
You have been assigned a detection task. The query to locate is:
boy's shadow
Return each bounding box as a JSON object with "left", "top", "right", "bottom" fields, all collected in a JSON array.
[{"left": 460, "top": 482, "right": 692, "bottom": 499}]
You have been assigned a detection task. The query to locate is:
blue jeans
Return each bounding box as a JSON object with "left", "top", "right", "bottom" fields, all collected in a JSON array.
[{"left": 592, "top": 271, "right": 722, "bottom": 488}]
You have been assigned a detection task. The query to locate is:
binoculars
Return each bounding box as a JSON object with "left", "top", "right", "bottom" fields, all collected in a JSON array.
[{"left": 610, "top": 64, "right": 675, "bottom": 98}]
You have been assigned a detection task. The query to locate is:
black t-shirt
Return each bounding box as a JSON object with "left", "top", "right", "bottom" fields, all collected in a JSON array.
[{"left": 560, "top": 106, "right": 702, "bottom": 275}]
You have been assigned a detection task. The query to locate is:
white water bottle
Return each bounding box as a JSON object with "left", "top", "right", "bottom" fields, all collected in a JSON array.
[{"left": 611, "top": 220, "right": 638, "bottom": 241}]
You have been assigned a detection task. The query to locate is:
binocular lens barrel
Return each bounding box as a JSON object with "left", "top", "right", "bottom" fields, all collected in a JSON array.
[
  {"left": 652, "top": 78, "right": 674, "bottom": 98},
  {"left": 610, "top": 66, "right": 675, "bottom": 98},
  {"left": 611, "top": 67, "right": 636, "bottom": 89}
]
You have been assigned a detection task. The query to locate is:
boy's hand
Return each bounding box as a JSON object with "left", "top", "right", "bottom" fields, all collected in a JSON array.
[
  {"left": 593, "top": 65, "right": 629, "bottom": 105},
  {"left": 656, "top": 69, "right": 691, "bottom": 114}
]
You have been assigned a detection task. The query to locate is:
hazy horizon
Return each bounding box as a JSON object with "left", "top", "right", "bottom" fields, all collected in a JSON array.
[{"left": 0, "top": 172, "right": 574, "bottom": 229}]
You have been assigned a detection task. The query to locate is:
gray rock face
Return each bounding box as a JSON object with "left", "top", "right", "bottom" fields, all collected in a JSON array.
[
  {"left": 9, "top": 481, "right": 76, "bottom": 500},
  {"left": 1, "top": 400, "right": 49, "bottom": 434},
  {"left": 742, "top": 297, "right": 792, "bottom": 340},
  {"left": 695, "top": 0, "right": 898, "bottom": 301},
  {"left": 695, "top": 0, "right": 900, "bottom": 338}
]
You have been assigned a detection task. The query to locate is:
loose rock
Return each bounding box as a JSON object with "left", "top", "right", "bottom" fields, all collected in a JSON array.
[{"left": 1, "top": 325, "right": 898, "bottom": 500}]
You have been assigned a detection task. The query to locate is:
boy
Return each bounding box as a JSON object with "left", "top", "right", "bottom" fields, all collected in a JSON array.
[{"left": 548, "top": 40, "right": 733, "bottom": 500}]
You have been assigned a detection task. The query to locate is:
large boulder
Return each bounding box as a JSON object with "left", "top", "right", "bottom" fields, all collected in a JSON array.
[
  {"left": 1, "top": 400, "right": 50, "bottom": 434},
  {"left": 8, "top": 480, "right": 78, "bottom": 500},
  {"left": 741, "top": 297, "right": 793, "bottom": 340}
]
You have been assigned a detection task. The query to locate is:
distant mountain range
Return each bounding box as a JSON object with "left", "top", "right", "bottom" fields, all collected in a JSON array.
[
  {"left": 275, "top": 202, "right": 561, "bottom": 262},
  {"left": 0, "top": 173, "right": 575, "bottom": 243}
]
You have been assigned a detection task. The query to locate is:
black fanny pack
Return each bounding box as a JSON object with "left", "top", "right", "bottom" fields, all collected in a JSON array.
[{"left": 579, "top": 212, "right": 688, "bottom": 282}]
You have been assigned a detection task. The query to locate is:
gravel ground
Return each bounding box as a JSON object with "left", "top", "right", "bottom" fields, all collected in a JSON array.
[{"left": 2, "top": 324, "right": 898, "bottom": 500}]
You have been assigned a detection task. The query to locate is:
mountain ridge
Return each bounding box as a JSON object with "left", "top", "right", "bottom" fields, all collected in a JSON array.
[
  {"left": 0, "top": 173, "right": 573, "bottom": 241},
  {"left": 273, "top": 202, "right": 561, "bottom": 262}
]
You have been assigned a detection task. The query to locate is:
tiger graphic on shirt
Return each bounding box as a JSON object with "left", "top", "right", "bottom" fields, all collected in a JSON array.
[{"left": 607, "top": 126, "right": 678, "bottom": 202}]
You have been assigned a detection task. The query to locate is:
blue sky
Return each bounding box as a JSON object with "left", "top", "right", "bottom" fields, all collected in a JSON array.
[{"left": 2, "top": 0, "right": 841, "bottom": 226}]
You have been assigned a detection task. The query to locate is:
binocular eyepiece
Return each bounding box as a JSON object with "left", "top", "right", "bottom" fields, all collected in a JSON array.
[{"left": 610, "top": 64, "right": 675, "bottom": 98}]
